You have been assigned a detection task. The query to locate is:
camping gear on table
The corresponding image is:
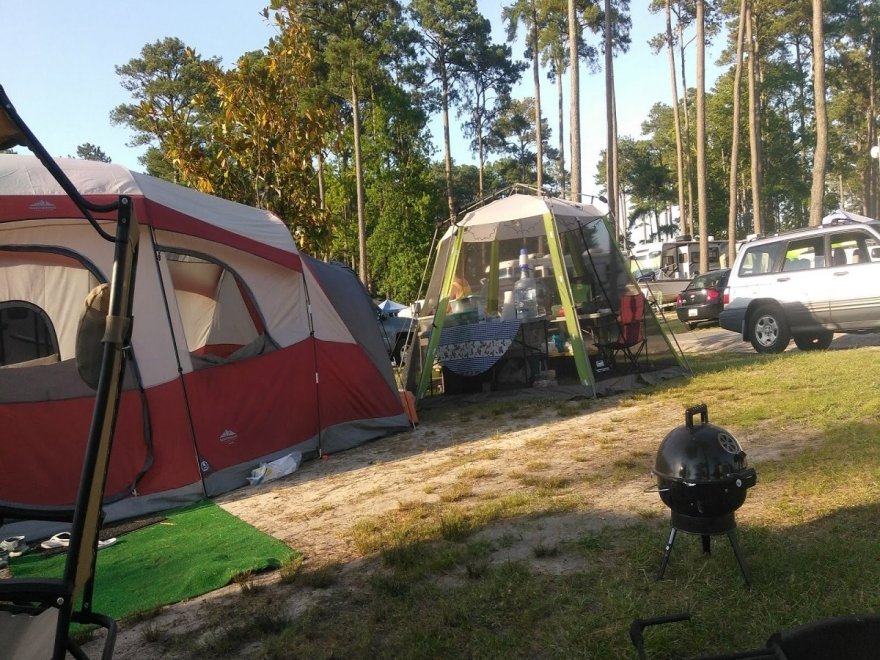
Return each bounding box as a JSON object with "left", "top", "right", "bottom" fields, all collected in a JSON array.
[
  {"left": 653, "top": 404, "right": 756, "bottom": 585},
  {"left": 513, "top": 247, "right": 539, "bottom": 319}
]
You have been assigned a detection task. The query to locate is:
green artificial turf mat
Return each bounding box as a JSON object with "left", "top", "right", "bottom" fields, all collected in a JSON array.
[{"left": 10, "top": 500, "right": 297, "bottom": 622}]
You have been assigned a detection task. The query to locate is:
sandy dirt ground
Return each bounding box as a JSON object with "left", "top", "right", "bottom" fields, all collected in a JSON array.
[{"left": 87, "top": 329, "right": 879, "bottom": 658}]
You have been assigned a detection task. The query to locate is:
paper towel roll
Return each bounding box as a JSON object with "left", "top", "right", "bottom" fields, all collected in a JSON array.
[{"left": 501, "top": 290, "right": 515, "bottom": 320}]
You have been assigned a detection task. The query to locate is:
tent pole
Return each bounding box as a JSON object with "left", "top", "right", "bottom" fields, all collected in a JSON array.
[
  {"left": 542, "top": 211, "right": 597, "bottom": 397},
  {"left": 299, "top": 265, "right": 325, "bottom": 456},
  {"left": 147, "top": 226, "right": 208, "bottom": 498},
  {"left": 416, "top": 229, "right": 464, "bottom": 399}
]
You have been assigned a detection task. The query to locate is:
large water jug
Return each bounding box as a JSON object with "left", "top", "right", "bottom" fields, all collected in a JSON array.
[{"left": 514, "top": 249, "right": 538, "bottom": 319}]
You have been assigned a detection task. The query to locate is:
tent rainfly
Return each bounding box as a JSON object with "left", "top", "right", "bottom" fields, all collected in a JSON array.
[
  {"left": 0, "top": 154, "right": 409, "bottom": 537},
  {"left": 405, "top": 192, "right": 688, "bottom": 400}
]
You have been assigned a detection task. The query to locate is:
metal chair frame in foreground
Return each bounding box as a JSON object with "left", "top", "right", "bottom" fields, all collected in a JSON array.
[{"left": 0, "top": 83, "right": 139, "bottom": 660}]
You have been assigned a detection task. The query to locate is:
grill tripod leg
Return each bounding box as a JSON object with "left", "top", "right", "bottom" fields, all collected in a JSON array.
[
  {"left": 727, "top": 529, "right": 751, "bottom": 586},
  {"left": 701, "top": 535, "right": 711, "bottom": 554},
  {"left": 657, "top": 527, "right": 677, "bottom": 580}
]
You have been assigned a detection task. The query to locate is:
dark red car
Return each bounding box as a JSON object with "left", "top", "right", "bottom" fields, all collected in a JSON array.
[{"left": 675, "top": 268, "right": 731, "bottom": 329}]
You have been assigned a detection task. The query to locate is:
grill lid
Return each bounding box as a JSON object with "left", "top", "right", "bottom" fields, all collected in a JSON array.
[{"left": 653, "top": 404, "right": 750, "bottom": 484}]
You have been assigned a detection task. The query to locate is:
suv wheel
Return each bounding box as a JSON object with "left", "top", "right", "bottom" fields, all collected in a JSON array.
[
  {"left": 749, "top": 305, "right": 791, "bottom": 353},
  {"left": 793, "top": 331, "right": 833, "bottom": 351}
]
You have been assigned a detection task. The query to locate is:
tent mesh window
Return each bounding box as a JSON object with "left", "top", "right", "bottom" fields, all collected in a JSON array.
[
  {"left": 0, "top": 249, "right": 100, "bottom": 369},
  {"left": 164, "top": 252, "right": 269, "bottom": 366},
  {"left": 0, "top": 301, "right": 59, "bottom": 367}
]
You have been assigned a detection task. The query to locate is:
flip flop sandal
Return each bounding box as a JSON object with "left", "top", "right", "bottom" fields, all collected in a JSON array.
[
  {"left": 40, "top": 532, "right": 71, "bottom": 550},
  {"left": 40, "top": 533, "right": 117, "bottom": 551},
  {"left": 97, "top": 537, "right": 117, "bottom": 550}
]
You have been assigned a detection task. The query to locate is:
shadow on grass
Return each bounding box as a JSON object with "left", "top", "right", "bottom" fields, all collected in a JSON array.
[
  {"left": 251, "top": 411, "right": 880, "bottom": 658},
  {"left": 192, "top": 498, "right": 880, "bottom": 660}
]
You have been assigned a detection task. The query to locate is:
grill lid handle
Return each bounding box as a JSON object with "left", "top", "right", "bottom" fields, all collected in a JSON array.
[
  {"left": 685, "top": 403, "right": 709, "bottom": 429},
  {"left": 733, "top": 467, "right": 758, "bottom": 489}
]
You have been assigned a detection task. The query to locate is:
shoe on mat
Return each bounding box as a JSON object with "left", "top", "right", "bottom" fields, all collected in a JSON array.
[
  {"left": 40, "top": 532, "right": 117, "bottom": 551},
  {"left": 1, "top": 535, "right": 28, "bottom": 557}
]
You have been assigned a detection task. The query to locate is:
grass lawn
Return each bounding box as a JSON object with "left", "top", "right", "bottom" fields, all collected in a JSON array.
[{"left": 115, "top": 347, "right": 880, "bottom": 658}]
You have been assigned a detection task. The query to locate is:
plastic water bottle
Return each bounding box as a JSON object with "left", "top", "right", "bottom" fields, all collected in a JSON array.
[{"left": 514, "top": 248, "right": 538, "bottom": 319}]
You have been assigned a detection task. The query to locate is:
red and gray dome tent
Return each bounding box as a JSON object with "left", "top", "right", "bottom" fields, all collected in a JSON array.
[{"left": 0, "top": 153, "right": 409, "bottom": 532}]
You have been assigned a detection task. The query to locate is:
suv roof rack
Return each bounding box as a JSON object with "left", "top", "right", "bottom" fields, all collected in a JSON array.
[{"left": 821, "top": 210, "right": 879, "bottom": 226}]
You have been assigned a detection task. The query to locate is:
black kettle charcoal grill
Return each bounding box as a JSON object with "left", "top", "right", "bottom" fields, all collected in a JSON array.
[
  {"left": 653, "top": 404, "right": 757, "bottom": 585},
  {"left": 632, "top": 404, "right": 880, "bottom": 659}
]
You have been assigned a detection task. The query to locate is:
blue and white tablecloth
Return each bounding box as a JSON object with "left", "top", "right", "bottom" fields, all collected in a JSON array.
[{"left": 436, "top": 320, "right": 523, "bottom": 376}]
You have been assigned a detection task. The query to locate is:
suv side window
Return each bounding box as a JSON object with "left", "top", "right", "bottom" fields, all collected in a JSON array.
[
  {"left": 829, "top": 230, "right": 878, "bottom": 265},
  {"left": 782, "top": 237, "right": 824, "bottom": 271},
  {"left": 739, "top": 242, "right": 783, "bottom": 277}
]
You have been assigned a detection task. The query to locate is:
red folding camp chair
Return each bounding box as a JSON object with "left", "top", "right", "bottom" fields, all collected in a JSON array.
[{"left": 597, "top": 292, "right": 648, "bottom": 370}]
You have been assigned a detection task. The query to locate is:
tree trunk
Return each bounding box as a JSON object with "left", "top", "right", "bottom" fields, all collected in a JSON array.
[
  {"left": 727, "top": 0, "right": 746, "bottom": 262},
  {"left": 604, "top": 0, "right": 617, "bottom": 223},
  {"left": 477, "top": 118, "right": 486, "bottom": 200},
  {"left": 440, "top": 59, "right": 456, "bottom": 220},
  {"left": 351, "top": 79, "right": 369, "bottom": 286},
  {"left": 556, "top": 55, "right": 566, "bottom": 194},
  {"left": 794, "top": 36, "right": 809, "bottom": 224},
  {"left": 809, "top": 0, "right": 827, "bottom": 226},
  {"left": 568, "top": 0, "right": 581, "bottom": 200},
  {"left": 746, "top": 0, "right": 763, "bottom": 235},
  {"left": 531, "top": 0, "right": 543, "bottom": 190},
  {"left": 612, "top": 85, "right": 621, "bottom": 240},
  {"left": 695, "top": 0, "right": 708, "bottom": 273},
  {"left": 870, "top": 32, "right": 877, "bottom": 218},
  {"left": 666, "top": 0, "right": 686, "bottom": 235},
  {"left": 317, "top": 150, "right": 326, "bottom": 212},
  {"left": 678, "top": 11, "right": 695, "bottom": 237}
]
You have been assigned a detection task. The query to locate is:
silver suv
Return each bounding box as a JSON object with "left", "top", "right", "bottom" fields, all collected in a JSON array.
[{"left": 719, "top": 211, "right": 880, "bottom": 353}]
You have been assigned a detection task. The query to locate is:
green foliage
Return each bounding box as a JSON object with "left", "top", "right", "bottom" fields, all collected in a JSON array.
[
  {"left": 74, "top": 143, "right": 111, "bottom": 162},
  {"left": 111, "top": 37, "right": 219, "bottom": 175},
  {"left": 457, "top": 24, "right": 526, "bottom": 195},
  {"left": 320, "top": 72, "right": 438, "bottom": 299},
  {"left": 109, "top": 2, "right": 880, "bottom": 298},
  {"left": 185, "top": 16, "right": 338, "bottom": 253},
  {"left": 487, "top": 96, "right": 558, "bottom": 189}
]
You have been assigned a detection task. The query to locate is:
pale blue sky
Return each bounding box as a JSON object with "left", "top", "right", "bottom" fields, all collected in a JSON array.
[{"left": 2, "top": 1, "right": 722, "bottom": 193}]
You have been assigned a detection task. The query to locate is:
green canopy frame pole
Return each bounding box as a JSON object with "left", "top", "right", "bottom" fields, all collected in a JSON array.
[
  {"left": 542, "top": 211, "right": 597, "bottom": 395},
  {"left": 565, "top": 232, "right": 587, "bottom": 279},
  {"left": 417, "top": 229, "right": 464, "bottom": 399}
]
